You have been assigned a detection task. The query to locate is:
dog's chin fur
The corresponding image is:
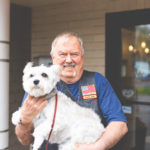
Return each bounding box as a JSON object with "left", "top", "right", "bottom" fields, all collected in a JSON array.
[
  {"left": 12, "top": 62, "right": 105, "bottom": 150},
  {"left": 28, "top": 88, "right": 45, "bottom": 97}
]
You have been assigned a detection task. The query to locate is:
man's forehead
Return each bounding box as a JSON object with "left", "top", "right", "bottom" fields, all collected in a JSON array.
[
  {"left": 57, "top": 49, "right": 81, "bottom": 53},
  {"left": 54, "top": 37, "right": 81, "bottom": 51}
]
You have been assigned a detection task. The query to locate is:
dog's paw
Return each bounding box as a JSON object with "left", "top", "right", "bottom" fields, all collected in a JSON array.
[
  {"left": 11, "top": 109, "right": 21, "bottom": 125},
  {"left": 32, "top": 146, "right": 38, "bottom": 150},
  {"left": 32, "top": 137, "right": 44, "bottom": 150},
  {"left": 33, "top": 121, "right": 51, "bottom": 138},
  {"left": 32, "top": 145, "right": 39, "bottom": 150}
]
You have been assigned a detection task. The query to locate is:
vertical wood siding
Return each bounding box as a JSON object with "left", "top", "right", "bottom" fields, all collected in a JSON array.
[{"left": 31, "top": 0, "right": 150, "bottom": 75}]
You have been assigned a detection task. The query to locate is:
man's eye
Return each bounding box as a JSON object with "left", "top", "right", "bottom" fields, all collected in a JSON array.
[
  {"left": 71, "top": 53, "right": 78, "bottom": 57},
  {"left": 41, "top": 73, "right": 48, "bottom": 78}
]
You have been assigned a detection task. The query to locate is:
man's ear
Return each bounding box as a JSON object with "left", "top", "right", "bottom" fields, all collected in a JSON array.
[
  {"left": 23, "top": 62, "right": 33, "bottom": 74},
  {"left": 50, "top": 52, "right": 54, "bottom": 59},
  {"left": 50, "top": 52, "right": 54, "bottom": 64}
]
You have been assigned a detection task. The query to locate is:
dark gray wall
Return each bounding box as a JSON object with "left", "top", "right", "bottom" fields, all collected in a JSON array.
[{"left": 10, "top": 4, "right": 31, "bottom": 150}]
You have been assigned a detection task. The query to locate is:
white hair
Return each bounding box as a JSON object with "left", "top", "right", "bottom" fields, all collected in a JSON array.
[{"left": 50, "top": 32, "right": 84, "bottom": 55}]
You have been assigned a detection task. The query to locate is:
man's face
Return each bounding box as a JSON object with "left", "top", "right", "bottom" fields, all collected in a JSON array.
[{"left": 51, "top": 36, "right": 84, "bottom": 83}]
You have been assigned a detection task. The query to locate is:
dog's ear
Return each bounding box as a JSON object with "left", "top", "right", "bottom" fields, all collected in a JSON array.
[
  {"left": 23, "top": 62, "right": 33, "bottom": 74},
  {"left": 50, "top": 65, "right": 60, "bottom": 74}
]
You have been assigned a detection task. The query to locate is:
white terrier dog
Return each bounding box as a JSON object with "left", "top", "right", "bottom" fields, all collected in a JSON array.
[{"left": 12, "top": 62, "right": 105, "bottom": 150}]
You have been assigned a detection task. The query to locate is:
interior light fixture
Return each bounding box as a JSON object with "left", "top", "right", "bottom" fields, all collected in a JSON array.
[
  {"left": 128, "top": 44, "right": 134, "bottom": 52},
  {"left": 144, "top": 48, "right": 150, "bottom": 54},
  {"left": 141, "top": 41, "right": 146, "bottom": 48}
]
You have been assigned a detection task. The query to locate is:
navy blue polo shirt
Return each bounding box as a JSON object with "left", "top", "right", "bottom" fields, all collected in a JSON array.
[{"left": 22, "top": 72, "right": 127, "bottom": 125}]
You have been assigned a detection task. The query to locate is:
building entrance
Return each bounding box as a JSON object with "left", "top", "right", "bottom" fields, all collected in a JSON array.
[{"left": 106, "top": 9, "right": 150, "bottom": 150}]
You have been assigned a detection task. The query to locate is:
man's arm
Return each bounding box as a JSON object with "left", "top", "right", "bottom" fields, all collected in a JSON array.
[
  {"left": 15, "top": 122, "right": 34, "bottom": 145},
  {"left": 15, "top": 95, "right": 48, "bottom": 145},
  {"left": 75, "top": 121, "right": 128, "bottom": 150}
]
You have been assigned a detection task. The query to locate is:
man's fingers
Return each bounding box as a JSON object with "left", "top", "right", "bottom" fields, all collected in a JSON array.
[
  {"left": 24, "top": 95, "right": 46, "bottom": 106},
  {"left": 38, "top": 100, "right": 48, "bottom": 112},
  {"left": 21, "top": 96, "right": 48, "bottom": 124},
  {"left": 27, "top": 94, "right": 33, "bottom": 99},
  {"left": 35, "top": 97, "right": 48, "bottom": 107},
  {"left": 22, "top": 95, "right": 48, "bottom": 114}
]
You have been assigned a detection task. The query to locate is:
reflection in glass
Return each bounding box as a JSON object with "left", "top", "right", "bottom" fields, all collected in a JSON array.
[
  {"left": 122, "top": 24, "right": 150, "bottom": 102},
  {"left": 121, "top": 24, "right": 150, "bottom": 150}
]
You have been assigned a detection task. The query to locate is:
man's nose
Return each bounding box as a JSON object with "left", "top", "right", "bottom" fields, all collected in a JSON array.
[{"left": 66, "top": 54, "right": 72, "bottom": 62}]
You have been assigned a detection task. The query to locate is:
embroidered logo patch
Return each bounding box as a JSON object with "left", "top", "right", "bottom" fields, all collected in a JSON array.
[{"left": 81, "top": 84, "right": 97, "bottom": 100}]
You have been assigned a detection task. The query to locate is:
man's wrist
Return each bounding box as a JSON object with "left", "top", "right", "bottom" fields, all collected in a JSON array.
[
  {"left": 18, "top": 118, "right": 24, "bottom": 125},
  {"left": 15, "top": 123, "right": 34, "bottom": 145},
  {"left": 17, "top": 118, "right": 33, "bottom": 132},
  {"left": 20, "top": 115, "right": 33, "bottom": 126}
]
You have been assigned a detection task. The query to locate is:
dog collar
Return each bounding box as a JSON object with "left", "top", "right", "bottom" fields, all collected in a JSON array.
[{"left": 45, "top": 88, "right": 57, "bottom": 100}]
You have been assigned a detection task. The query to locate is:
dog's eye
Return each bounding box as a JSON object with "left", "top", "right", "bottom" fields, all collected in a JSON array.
[
  {"left": 41, "top": 73, "right": 48, "bottom": 78},
  {"left": 30, "top": 74, "right": 34, "bottom": 78}
]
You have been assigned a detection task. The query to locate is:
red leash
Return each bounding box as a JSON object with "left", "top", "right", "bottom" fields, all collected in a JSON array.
[{"left": 45, "top": 93, "right": 58, "bottom": 150}]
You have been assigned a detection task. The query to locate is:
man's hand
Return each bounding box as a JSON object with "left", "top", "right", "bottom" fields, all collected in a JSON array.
[
  {"left": 15, "top": 94, "right": 48, "bottom": 145},
  {"left": 21, "top": 94, "right": 48, "bottom": 124},
  {"left": 75, "top": 121, "right": 128, "bottom": 150}
]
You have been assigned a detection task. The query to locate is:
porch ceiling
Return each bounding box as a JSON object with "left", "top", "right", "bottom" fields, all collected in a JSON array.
[{"left": 10, "top": 0, "right": 68, "bottom": 7}]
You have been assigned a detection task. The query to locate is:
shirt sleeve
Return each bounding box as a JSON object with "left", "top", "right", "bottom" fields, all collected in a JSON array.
[
  {"left": 95, "top": 72, "right": 127, "bottom": 124},
  {"left": 21, "top": 92, "right": 28, "bottom": 106}
]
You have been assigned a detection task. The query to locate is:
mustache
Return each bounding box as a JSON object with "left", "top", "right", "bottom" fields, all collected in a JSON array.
[{"left": 63, "top": 63, "right": 76, "bottom": 67}]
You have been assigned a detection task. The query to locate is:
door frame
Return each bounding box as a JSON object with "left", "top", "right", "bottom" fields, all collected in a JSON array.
[
  {"left": 105, "top": 9, "right": 150, "bottom": 150},
  {"left": 105, "top": 8, "right": 150, "bottom": 97}
]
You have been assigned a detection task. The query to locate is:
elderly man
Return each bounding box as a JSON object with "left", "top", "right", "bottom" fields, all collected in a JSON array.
[{"left": 15, "top": 32, "right": 128, "bottom": 150}]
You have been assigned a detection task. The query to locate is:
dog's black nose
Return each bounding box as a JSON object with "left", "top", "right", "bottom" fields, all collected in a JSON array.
[{"left": 33, "top": 80, "right": 39, "bottom": 85}]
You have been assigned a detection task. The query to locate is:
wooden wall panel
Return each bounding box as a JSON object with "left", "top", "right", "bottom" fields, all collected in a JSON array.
[
  {"left": 31, "top": 0, "right": 150, "bottom": 75},
  {"left": 137, "top": 0, "right": 145, "bottom": 9},
  {"left": 145, "top": 0, "right": 150, "bottom": 8}
]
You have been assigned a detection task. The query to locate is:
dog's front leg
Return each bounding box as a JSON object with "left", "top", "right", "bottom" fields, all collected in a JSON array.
[
  {"left": 32, "top": 136, "right": 44, "bottom": 150},
  {"left": 32, "top": 120, "right": 52, "bottom": 150}
]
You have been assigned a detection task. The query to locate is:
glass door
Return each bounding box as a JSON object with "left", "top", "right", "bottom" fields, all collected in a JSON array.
[
  {"left": 106, "top": 9, "right": 150, "bottom": 150},
  {"left": 121, "top": 25, "right": 150, "bottom": 150}
]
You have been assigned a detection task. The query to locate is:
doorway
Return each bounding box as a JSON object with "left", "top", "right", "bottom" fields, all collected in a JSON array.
[
  {"left": 10, "top": 4, "right": 31, "bottom": 149},
  {"left": 106, "top": 9, "right": 150, "bottom": 150}
]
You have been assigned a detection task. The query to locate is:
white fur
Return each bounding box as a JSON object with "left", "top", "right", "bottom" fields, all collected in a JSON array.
[{"left": 12, "top": 62, "right": 105, "bottom": 150}]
